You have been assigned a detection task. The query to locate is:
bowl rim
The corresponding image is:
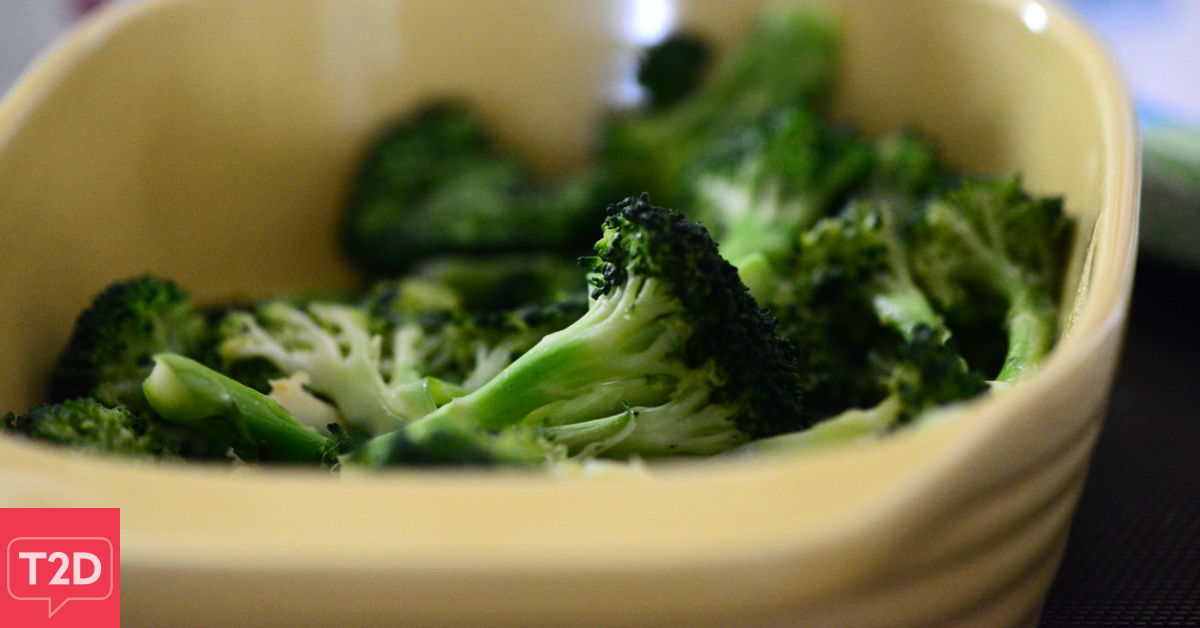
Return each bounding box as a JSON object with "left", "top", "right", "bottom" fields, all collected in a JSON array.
[{"left": 0, "top": 0, "right": 1139, "bottom": 580}]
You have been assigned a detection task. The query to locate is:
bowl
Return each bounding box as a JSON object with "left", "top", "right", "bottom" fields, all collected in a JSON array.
[{"left": 0, "top": 0, "right": 1138, "bottom": 626}]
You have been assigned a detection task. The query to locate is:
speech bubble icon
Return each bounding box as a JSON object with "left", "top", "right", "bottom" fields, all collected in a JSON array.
[{"left": 7, "top": 537, "right": 114, "bottom": 617}]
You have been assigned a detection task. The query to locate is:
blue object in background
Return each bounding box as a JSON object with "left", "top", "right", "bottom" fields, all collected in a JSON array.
[{"left": 1066, "top": 0, "right": 1200, "bottom": 269}]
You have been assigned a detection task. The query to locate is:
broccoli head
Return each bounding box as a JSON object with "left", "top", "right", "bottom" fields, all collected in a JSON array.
[
  {"left": 603, "top": 5, "right": 843, "bottom": 207},
  {"left": 910, "top": 176, "right": 1073, "bottom": 382},
  {"left": 3, "top": 398, "right": 176, "bottom": 459},
  {"left": 49, "top": 275, "right": 211, "bottom": 417},
  {"left": 691, "top": 106, "right": 874, "bottom": 265},
  {"left": 746, "top": 323, "right": 986, "bottom": 453},
  {"left": 218, "top": 301, "right": 452, "bottom": 434},
  {"left": 342, "top": 101, "right": 614, "bottom": 276}
]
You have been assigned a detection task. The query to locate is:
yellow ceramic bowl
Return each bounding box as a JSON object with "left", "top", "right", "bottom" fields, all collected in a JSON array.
[{"left": 0, "top": 0, "right": 1137, "bottom": 626}]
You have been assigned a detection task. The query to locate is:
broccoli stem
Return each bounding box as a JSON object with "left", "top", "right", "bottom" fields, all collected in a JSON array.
[
  {"left": 143, "top": 354, "right": 328, "bottom": 463},
  {"left": 995, "top": 285, "right": 1057, "bottom": 382},
  {"left": 742, "top": 396, "right": 901, "bottom": 453},
  {"left": 347, "top": 414, "right": 549, "bottom": 468},
  {"left": 408, "top": 277, "right": 680, "bottom": 432},
  {"left": 871, "top": 281, "right": 947, "bottom": 343}
]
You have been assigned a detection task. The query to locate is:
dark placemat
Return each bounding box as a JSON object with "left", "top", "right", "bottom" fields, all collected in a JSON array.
[{"left": 1040, "top": 256, "right": 1200, "bottom": 626}]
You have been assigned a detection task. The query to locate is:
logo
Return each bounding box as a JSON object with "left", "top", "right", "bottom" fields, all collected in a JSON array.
[{"left": 1, "top": 509, "right": 120, "bottom": 627}]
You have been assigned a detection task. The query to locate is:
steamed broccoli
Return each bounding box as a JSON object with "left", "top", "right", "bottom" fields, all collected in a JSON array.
[
  {"left": 354, "top": 195, "right": 805, "bottom": 466},
  {"left": 403, "top": 254, "right": 588, "bottom": 312},
  {"left": 49, "top": 275, "right": 211, "bottom": 416},
  {"left": 414, "top": 295, "right": 589, "bottom": 391},
  {"left": 218, "top": 301, "right": 454, "bottom": 434},
  {"left": 636, "top": 33, "right": 713, "bottom": 112},
  {"left": 143, "top": 354, "right": 328, "bottom": 463},
  {"left": 3, "top": 398, "right": 178, "bottom": 459},
  {"left": 603, "top": 5, "right": 842, "bottom": 207},
  {"left": 691, "top": 106, "right": 874, "bottom": 265},
  {"left": 910, "top": 176, "right": 1073, "bottom": 382},
  {"left": 341, "top": 102, "right": 613, "bottom": 276},
  {"left": 746, "top": 324, "right": 986, "bottom": 452},
  {"left": 766, "top": 199, "right": 961, "bottom": 422}
]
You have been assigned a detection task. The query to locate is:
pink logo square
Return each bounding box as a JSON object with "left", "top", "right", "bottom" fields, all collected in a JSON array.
[{"left": 1, "top": 509, "right": 120, "bottom": 627}]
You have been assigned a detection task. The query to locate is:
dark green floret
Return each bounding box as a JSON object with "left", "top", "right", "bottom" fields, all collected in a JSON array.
[
  {"left": 746, "top": 323, "right": 986, "bottom": 452},
  {"left": 637, "top": 33, "right": 713, "bottom": 112},
  {"left": 910, "top": 175, "right": 1073, "bottom": 382},
  {"left": 691, "top": 106, "right": 874, "bottom": 266},
  {"left": 3, "top": 398, "right": 177, "bottom": 458},
  {"left": 361, "top": 194, "right": 806, "bottom": 466},
  {"left": 49, "top": 275, "right": 211, "bottom": 417},
  {"left": 342, "top": 101, "right": 613, "bottom": 276},
  {"left": 603, "top": 5, "right": 842, "bottom": 207}
]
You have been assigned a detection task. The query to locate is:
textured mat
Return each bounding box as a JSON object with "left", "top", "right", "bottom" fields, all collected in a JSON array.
[{"left": 1040, "top": 257, "right": 1200, "bottom": 627}]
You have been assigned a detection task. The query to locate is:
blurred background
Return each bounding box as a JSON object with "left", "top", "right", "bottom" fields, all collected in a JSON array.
[{"left": 2, "top": 0, "right": 1198, "bottom": 624}]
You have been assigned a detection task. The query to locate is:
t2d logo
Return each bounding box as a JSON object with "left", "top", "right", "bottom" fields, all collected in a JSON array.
[
  {"left": 2, "top": 508, "right": 120, "bottom": 626},
  {"left": 7, "top": 537, "right": 114, "bottom": 617}
]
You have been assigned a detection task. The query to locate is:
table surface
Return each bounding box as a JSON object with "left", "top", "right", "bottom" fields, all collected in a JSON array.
[{"left": 1039, "top": 256, "right": 1200, "bottom": 626}]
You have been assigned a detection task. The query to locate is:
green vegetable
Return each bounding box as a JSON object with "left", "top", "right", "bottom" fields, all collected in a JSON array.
[
  {"left": 396, "top": 253, "right": 587, "bottom": 312},
  {"left": 143, "top": 354, "right": 328, "bottom": 463},
  {"left": 637, "top": 33, "right": 713, "bottom": 112},
  {"left": 49, "top": 275, "right": 211, "bottom": 417},
  {"left": 359, "top": 195, "right": 805, "bottom": 466},
  {"left": 747, "top": 324, "right": 986, "bottom": 451},
  {"left": 3, "top": 398, "right": 179, "bottom": 459},
  {"left": 910, "top": 176, "right": 1072, "bottom": 382},
  {"left": 341, "top": 102, "right": 613, "bottom": 276},
  {"left": 603, "top": 5, "right": 842, "bottom": 207},
  {"left": 218, "top": 301, "right": 451, "bottom": 434},
  {"left": 691, "top": 106, "right": 874, "bottom": 266}
]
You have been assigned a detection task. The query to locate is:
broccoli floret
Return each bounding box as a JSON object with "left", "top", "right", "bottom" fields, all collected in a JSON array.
[
  {"left": 415, "top": 295, "right": 589, "bottom": 391},
  {"left": 404, "top": 254, "right": 588, "bottom": 312},
  {"left": 218, "top": 301, "right": 452, "bottom": 434},
  {"left": 869, "top": 129, "right": 945, "bottom": 202},
  {"left": 637, "top": 33, "right": 713, "bottom": 112},
  {"left": 769, "top": 200, "right": 954, "bottom": 422},
  {"left": 3, "top": 398, "right": 177, "bottom": 459},
  {"left": 341, "top": 102, "right": 613, "bottom": 276},
  {"left": 143, "top": 354, "right": 329, "bottom": 463},
  {"left": 746, "top": 324, "right": 986, "bottom": 452},
  {"left": 603, "top": 6, "right": 842, "bottom": 207},
  {"left": 910, "top": 176, "right": 1073, "bottom": 382},
  {"left": 692, "top": 107, "right": 874, "bottom": 267},
  {"left": 49, "top": 276, "right": 211, "bottom": 416},
  {"left": 363, "top": 194, "right": 805, "bottom": 465}
]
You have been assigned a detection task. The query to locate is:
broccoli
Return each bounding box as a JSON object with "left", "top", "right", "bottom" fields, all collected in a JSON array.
[
  {"left": 413, "top": 295, "right": 589, "bottom": 391},
  {"left": 603, "top": 5, "right": 842, "bottom": 207},
  {"left": 218, "top": 301, "right": 456, "bottom": 434},
  {"left": 636, "top": 33, "right": 713, "bottom": 112},
  {"left": 746, "top": 324, "right": 986, "bottom": 452},
  {"left": 3, "top": 398, "right": 178, "bottom": 459},
  {"left": 910, "top": 176, "right": 1073, "bottom": 382},
  {"left": 868, "top": 129, "right": 945, "bottom": 203},
  {"left": 341, "top": 101, "right": 613, "bottom": 276},
  {"left": 690, "top": 106, "right": 875, "bottom": 267},
  {"left": 403, "top": 254, "right": 588, "bottom": 312},
  {"left": 142, "top": 354, "right": 329, "bottom": 463},
  {"left": 358, "top": 194, "right": 805, "bottom": 466},
  {"left": 49, "top": 275, "right": 211, "bottom": 417},
  {"left": 768, "top": 199, "right": 960, "bottom": 422}
]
